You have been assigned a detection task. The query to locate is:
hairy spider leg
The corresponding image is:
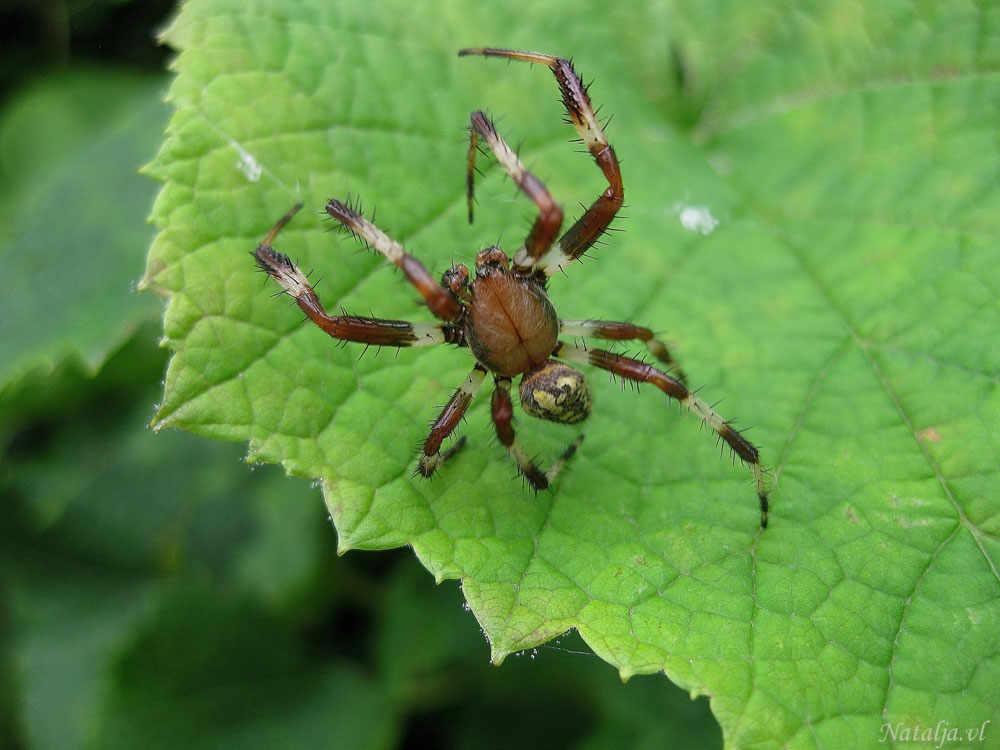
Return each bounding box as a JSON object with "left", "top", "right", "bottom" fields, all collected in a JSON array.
[
  {"left": 326, "top": 199, "right": 464, "bottom": 322},
  {"left": 559, "top": 319, "right": 688, "bottom": 383},
  {"left": 419, "top": 364, "right": 488, "bottom": 477},
  {"left": 492, "top": 377, "right": 584, "bottom": 490},
  {"left": 459, "top": 48, "right": 624, "bottom": 276},
  {"left": 466, "top": 111, "right": 563, "bottom": 265},
  {"left": 261, "top": 201, "right": 305, "bottom": 245},
  {"left": 254, "top": 209, "right": 456, "bottom": 348},
  {"left": 554, "top": 341, "right": 769, "bottom": 527}
]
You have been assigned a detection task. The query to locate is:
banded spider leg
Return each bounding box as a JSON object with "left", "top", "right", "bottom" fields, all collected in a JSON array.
[
  {"left": 553, "top": 340, "right": 769, "bottom": 527},
  {"left": 559, "top": 319, "right": 688, "bottom": 383},
  {"left": 492, "top": 376, "right": 584, "bottom": 490},
  {"left": 459, "top": 47, "right": 624, "bottom": 276},
  {"left": 253, "top": 204, "right": 475, "bottom": 476},
  {"left": 253, "top": 204, "right": 458, "bottom": 348}
]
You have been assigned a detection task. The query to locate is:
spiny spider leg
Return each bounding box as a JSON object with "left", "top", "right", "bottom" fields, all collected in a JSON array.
[
  {"left": 419, "top": 364, "right": 488, "bottom": 477},
  {"left": 261, "top": 202, "right": 304, "bottom": 245},
  {"left": 466, "top": 111, "right": 563, "bottom": 265},
  {"left": 559, "top": 319, "right": 688, "bottom": 383},
  {"left": 459, "top": 48, "right": 624, "bottom": 276},
  {"left": 492, "top": 377, "right": 584, "bottom": 490},
  {"left": 326, "top": 199, "right": 463, "bottom": 322},
  {"left": 554, "top": 341, "right": 769, "bottom": 527},
  {"left": 254, "top": 207, "right": 456, "bottom": 348}
]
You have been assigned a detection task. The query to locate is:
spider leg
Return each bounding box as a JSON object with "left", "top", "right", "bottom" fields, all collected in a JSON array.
[
  {"left": 554, "top": 341, "right": 769, "bottom": 527},
  {"left": 255, "top": 244, "right": 459, "bottom": 347},
  {"left": 325, "top": 199, "right": 463, "bottom": 322},
  {"left": 418, "top": 364, "right": 489, "bottom": 477},
  {"left": 492, "top": 377, "right": 584, "bottom": 490},
  {"left": 466, "top": 111, "right": 563, "bottom": 266},
  {"left": 559, "top": 319, "right": 687, "bottom": 383},
  {"left": 459, "top": 48, "right": 624, "bottom": 276}
]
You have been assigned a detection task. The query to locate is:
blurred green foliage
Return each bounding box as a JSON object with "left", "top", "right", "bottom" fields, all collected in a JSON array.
[{"left": 0, "top": 1, "right": 722, "bottom": 748}]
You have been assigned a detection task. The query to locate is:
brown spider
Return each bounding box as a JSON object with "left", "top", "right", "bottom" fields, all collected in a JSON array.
[{"left": 254, "top": 48, "right": 770, "bottom": 527}]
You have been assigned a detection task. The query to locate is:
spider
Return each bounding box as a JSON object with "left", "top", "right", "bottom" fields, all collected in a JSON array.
[{"left": 254, "top": 47, "right": 770, "bottom": 528}]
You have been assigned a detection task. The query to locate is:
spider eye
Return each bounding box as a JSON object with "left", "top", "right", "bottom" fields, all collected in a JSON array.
[{"left": 519, "top": 361, "right": 592, "bottom": 424}]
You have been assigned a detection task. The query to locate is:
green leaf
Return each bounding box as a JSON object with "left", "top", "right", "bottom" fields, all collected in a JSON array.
[
  {"left": 146, "top": 0, "right": 1000, "bottom": 746},
  {"left": 5, "top": 556, "right": 150, "bottom": 750},
  {"left": 373, "top": 560, "right": 724, "bottom": 748},
  {"left": 1, "top": 358, "right": 326, "bottom": 750},
  {"left": 97, "top": 585, "right": 396, "bottom": 750},
  {"left": 0, "top": 69, "right": 168, "bottom": 385}
]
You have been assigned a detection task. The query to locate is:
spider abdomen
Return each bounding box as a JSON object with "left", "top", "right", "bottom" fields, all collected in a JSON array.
[
  {"left": 465, "top": 272, "right": 558, "bottom": 377},
  {"left": 519, "top": 361, "right": 592, "bottom": 424}
]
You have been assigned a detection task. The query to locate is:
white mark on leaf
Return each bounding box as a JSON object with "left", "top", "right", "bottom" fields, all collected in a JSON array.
[
  {"left": 674, "top": 203, "right": 719, "bottom": 235},
  {"left": 230, "top": 139, "right": 263, "bottom": 182}
]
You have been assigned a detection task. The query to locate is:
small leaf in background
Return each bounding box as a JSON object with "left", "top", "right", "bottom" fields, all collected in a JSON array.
[
  {"left": 97, "top": 584, "right": 396, "bottom": 750},
  {"left": 0, "top": 69, "right": 169, "bottom": 386},
  {"left": 1, "top": 329, "right": 328, "bottom": 749}
]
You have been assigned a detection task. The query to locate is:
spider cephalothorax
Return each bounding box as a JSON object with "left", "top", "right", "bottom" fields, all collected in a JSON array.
[
  {"left": 463, "top": 246, "right": 558, "bottom": 377},
  {"left": 254, "top": 48, "right": 770, "bottom": 527}
]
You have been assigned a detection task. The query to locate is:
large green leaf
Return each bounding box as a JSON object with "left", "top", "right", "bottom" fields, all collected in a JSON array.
[{"left": 145, "top": 0, "right": 1000, "bottom": 746}]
